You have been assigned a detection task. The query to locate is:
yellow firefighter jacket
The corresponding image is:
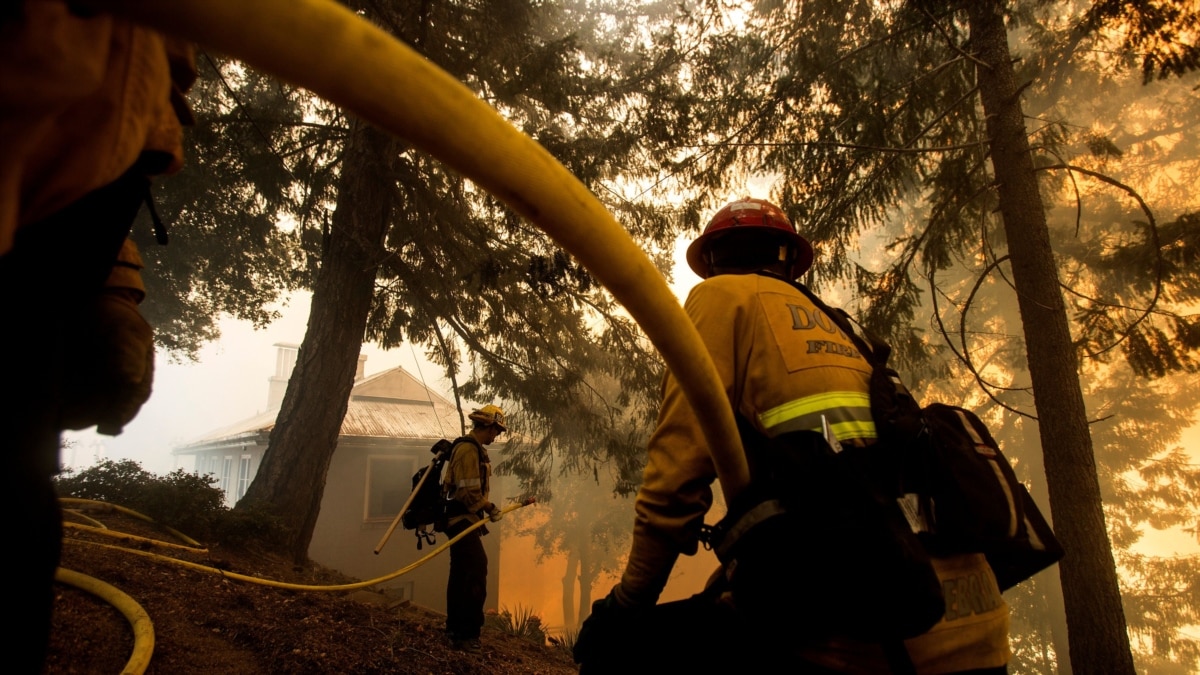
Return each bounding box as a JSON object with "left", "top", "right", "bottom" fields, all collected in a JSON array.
[
  {"left": 1, "top": 2, "right": 195, "bottom": 253},
  {"left": 618, "top": 271, "right": 1009, "bottom": 673},
  {"left": 442, "top": 436, "right": 492, "bottom": 528}
]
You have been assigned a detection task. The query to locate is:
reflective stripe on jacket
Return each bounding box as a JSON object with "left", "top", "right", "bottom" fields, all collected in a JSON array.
[{"left": 758, "top": 390, "right": 875, "bottom": 440}]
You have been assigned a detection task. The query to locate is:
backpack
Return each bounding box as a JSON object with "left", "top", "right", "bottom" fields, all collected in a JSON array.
[
  {"left": 797, "top": 283, "right": 1063, "bottom": 577},
  {"left": 400, "top": 438, "right": 455, "bottom": 547},
  {"left": 918, "top": 403, "right": 1064, "bottom": 591}
]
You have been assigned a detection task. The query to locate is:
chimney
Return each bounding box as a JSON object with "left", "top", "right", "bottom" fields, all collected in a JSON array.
[
  {"left": 267, "top": 343, "right": 300, "bottom": 410},
  {"left": 267, "top": 345, "right": 369, "bottom": 409}
]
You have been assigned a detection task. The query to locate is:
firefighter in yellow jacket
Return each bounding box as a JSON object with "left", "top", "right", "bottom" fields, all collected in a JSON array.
[
  {"left": 575, "top": 199, "right": 1010, "bottom": 673},
  {"left": 441, "top": 405, "right": 506, "bottom": 651},
  {"left": 2, "top": 5, "right": 195, "bottom": 671}
]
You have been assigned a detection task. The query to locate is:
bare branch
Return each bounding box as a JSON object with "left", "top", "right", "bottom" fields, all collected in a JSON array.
[{"left": 1036, "top": 163, "right": 1164, "bottom": 359}]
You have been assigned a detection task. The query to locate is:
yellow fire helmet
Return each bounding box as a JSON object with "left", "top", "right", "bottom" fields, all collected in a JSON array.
[{"left": 468, "top": 404, "right": 507, "bottom": 432}]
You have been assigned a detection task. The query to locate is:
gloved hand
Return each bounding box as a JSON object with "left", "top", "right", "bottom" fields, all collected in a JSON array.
[
  {"left": 487, "top": 503, "right": 503, "bottom": 522},
  {"left": 573, "top": 587, "right": 645, "bottom": 671}
]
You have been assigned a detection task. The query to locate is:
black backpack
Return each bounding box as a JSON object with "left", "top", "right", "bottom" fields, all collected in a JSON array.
[
  {"left": 400, "top": 438, "right": 455, "bottom": 544},
  {"left": 790, "top": 282, "right": 1062, "bottom": 577},
  {"left": 918, "top": 403, "right": 1064, "bottom": 591}
]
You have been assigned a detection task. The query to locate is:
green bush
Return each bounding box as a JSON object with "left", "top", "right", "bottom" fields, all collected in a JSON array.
[
  {"left": 53, "top": 458, "right": 286, "bottom": 546},
  {"left": 54, "top": 458, "right": 161, "bottom": 511},
  {"left": 209, "top": 502, "right": 290, "bottom": 551}
]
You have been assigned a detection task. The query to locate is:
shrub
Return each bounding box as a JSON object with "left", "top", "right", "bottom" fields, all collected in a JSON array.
[
  {"left": 54, "top": 458, "right": 159, "bottom": 510},
  {"left": 209, "top": 502, "right": 290, "bottom": 551},
  {"left": 142, "top": 468, "right": 229, "bottom": 536},
  {"left": 53, "top": 458, "right": 287, "bottom": 547},
  {"left": 550, "top": 627, "right": 579, "bottom": 657},
  {"left": 485, "top": 604, "right": 547, "bottom": 645}
]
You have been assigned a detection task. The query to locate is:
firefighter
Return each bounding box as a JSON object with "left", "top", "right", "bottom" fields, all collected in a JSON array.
[
  {"left": 1, "top": 4, "right": 195, "bottom": 671},
  {"left": 441, "top": 404, "right": 506, "bottom": 651},
  {"left": 574, "top": 199, "right": 1010, "bottom": 673}
]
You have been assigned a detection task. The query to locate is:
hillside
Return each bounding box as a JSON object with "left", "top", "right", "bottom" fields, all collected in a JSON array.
[{"left": 45, "top": 508, "right": 580, "bottom": 674}]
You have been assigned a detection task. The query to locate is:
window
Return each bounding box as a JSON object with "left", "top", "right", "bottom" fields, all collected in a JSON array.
[
  {"left": 236, "top": 454, "right": 252, "bottom": 502},
  {"left": 221, "top": 456, "right": 234, "bottom": 504},
  {"left": 365, "top": 456, "right": 416, "bottom": 521}
]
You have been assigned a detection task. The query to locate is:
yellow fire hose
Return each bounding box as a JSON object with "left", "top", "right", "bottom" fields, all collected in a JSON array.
[
  {"left": 64, "top": 499, "right": 534, "bottom": 592},
  {"left": 63, "top": 508, "right": 108, "bottom": 530},
  {"left": 57, "top": 499, "right": 532, "bottom": 670},
  {"left": 54, "top": 567, "right": 154, "bottom": 675},
  {"left": 63, "top": 521, "right": 210, "bottom": 555},
  {"left": 61, "top": 497, "right": 204, "bottom": 548},
  {"left": 82, "top": 0, "right": 750, "bottom": 503}
]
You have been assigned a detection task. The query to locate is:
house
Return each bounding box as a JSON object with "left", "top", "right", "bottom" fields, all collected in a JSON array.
[{"left": 173, "top": 343, "right": 507, "bottom": 613}]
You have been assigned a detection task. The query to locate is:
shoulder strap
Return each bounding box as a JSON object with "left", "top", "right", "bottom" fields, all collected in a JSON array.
[
  {"left": 454, "top": 435, "right": 485, "bottom": 456},
  {"left": 781, "top": 276, "right": 893, "bottom": 369},
  {"left": 451, "top": 435, "right": 489, "bottom": 480}
]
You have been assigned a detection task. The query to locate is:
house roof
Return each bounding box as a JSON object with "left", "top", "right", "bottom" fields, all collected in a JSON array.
[{"left": 175, "top": 365, "right": 465, "bottom": 453}]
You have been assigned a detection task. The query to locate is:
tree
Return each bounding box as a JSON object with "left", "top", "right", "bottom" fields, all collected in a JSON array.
[
  {"left": 925, "top": 276, "right": 1200, "bottom": 670},
  {"left": 507, "top": 465, "right": 636, "bottom": 630},
  {"left": 965, "top": 4, "right": 1135, "bottom": 670},
  {"left": 236, "top": 121, "right": 402, "bottom": 556},
  {"left": 500, "top": 371, "right": 655, "bottom": 628}
]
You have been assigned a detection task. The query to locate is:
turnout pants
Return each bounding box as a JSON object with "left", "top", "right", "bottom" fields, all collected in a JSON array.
[
  {"left": 444, "top": 520, "right": 487, "bottom": 640},
  {"left": 1, "top": 170, "right": 148, "bottom": 673}
]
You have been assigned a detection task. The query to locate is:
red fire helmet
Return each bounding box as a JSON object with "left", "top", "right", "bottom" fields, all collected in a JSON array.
[{"left": 685, "top": 198, "right": 814, "bottom": 279}]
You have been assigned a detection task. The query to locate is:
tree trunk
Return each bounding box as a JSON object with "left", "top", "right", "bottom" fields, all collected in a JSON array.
[
  {"left": 966, "top": 3, "right": 1136, "bottom": 673},
  {"left": 1021, "top": 421, "right": 1072, "bottom": 674},
  {"left": 578, "top": 539, "right": 595, "bottom": 626},
  {"left": 562, "top": 547, "right": 580, "bottom": 628},
  {"left": 236, "top": 120, "right": 400, "bottom": 561}
]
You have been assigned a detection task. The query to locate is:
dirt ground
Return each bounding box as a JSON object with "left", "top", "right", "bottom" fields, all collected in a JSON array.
[{"left": 45, "top": 508, "right": 580, "bottom": 674}]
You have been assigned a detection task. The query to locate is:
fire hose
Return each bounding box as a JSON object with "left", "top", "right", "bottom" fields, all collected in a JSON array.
[
  {"left": 54, "top": 568, "right": 155, "bottom": 675},
  {"left": 63, "top": 498, "right": 534, "bottom": 593},
  {"left": 58, "top": 498, "right": 533, "bottom": 672}
]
